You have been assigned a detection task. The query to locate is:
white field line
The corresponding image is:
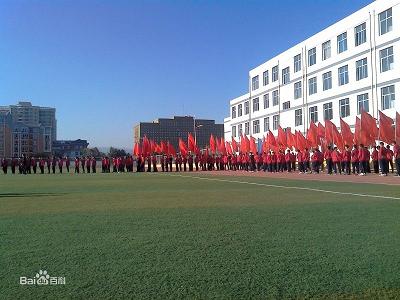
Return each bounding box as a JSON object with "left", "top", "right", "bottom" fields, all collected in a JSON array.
[{"left": 162, "top": 173, "right": 400, "bottom": 201}]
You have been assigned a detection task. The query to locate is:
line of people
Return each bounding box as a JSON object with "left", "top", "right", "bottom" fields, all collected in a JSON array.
[
  {"left": 134, "top": 141, "right": 400, "bottom": 177},
  {"left": 1, "top": 141, "right": 399, "bottom": 177}
]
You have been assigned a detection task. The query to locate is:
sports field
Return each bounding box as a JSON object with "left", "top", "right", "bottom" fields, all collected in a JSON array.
[{"left": 2, "top": 172, "right": 400, "bottom": 299}]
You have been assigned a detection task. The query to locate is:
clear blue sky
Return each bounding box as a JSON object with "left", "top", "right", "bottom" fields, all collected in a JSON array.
[{"left": 0, "top": 0, "right": 372, "bottom": 149}]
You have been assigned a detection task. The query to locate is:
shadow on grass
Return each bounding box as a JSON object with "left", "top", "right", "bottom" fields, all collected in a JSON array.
[{"left": 0, "top": 192, "right": 67, "bottom": 198}]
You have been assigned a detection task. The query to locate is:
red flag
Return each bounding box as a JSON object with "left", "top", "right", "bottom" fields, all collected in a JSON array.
[
  {"left": 295, "top": 130, "right": 307, "bottom": 151},
  {"left": 332, "top": 125, "right": 344, "bottom": 150},
  {"left": 160, "top": 141, "right": 167, "bottom": 154},
  {"left": 378, "top": 111, "right": 395, "bottom": 143},
  {"left": 142, "top": 136, "right": 150, "bottom": 156},
  {"left": 396, "top": 112, "right": 400, "bottom": 142},
  {"left": 277, "top": 126, "right": 287, "bottom": 149},
  {"left": 250, "top": 136, "right": 257, "bottom": 153},
  {"left": 167, "top": 142, "right": 176, "bottom": 156},
  {"left": 240, "top": 134, "right": 250, "bottom": 153},
  {"left": 210, "top": 134, "right": 216, "bottom": 154},
  {"left": 306, "top": 122, "right": 318, "bottom": 147},
  {"left": 133, "top": 143, "right": 141, "bottom": 156},
  {"left": 324, "top": 119, "right": 334, "bottom": 144},
  {"left": 188, "top": 133, "right": 196, "bottom": 152},
  {"left": 286, "top": 130, "right": 295, "bottom": 149},
  {"left": 340, "top": 118, "right": 354, "bottom": 146},
  {"left": 354, "top": 116, "right": 361, "bottom": 145},
  {"left": 179, "top": 138, "right": 188, "bottom": 156},
  {"left": 262, "top": 136, "right": 268, "bottom": 152},
  {"left": 361, "top": 110, "right": 378, "bottom": 146},
  {"left": 225, "top": 141, "right": 232, "bottom": 155},
  {"left": 317, "top": 123, "right": 325, "bottom": 139},
  {"left": 219, "top": 137, "right": 226, "bottom": 155},
  {"left": 215, "top": 137, "right": 221, "bottom": 153},
  {"left": 231, "top": 137, "right": 238, "bottom": 153},
  {"left": 154, "top": 143, "right": 161, "bottom": 153},
  {"left": 267, "top": 130, "right": 277, "bottom": 149}
]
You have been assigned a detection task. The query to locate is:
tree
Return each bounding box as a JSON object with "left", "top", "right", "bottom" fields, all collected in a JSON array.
[
  {"left": 82, "top": 147, "right": 106, "bottom": 158},
  {"left": 108, "top": 147, "right": 127, "bottom": 157}
]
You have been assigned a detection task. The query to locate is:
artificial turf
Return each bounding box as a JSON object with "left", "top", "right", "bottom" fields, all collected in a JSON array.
[{"left": 1, "top": 172, "right": 400, "bottom": 299}]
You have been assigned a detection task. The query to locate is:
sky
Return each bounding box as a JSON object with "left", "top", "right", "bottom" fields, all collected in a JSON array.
[{"left": 0, "top": 0, "right": 372, "bottom": 149}]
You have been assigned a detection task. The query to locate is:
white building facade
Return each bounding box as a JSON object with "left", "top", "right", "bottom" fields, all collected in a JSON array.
[{"left": 225, "top": 0, "right": 400, "bottom": 144}]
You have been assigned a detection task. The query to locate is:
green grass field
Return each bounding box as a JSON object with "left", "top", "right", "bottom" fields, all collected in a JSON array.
[{"left": 2, "top": 172, "right": 400, "bottom": 299}]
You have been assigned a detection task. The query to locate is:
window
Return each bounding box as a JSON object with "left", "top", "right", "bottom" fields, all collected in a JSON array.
[
  {"left": 308, "top": 77, "right": 317, "bottom": 95},
  {"left": 339, "top": 98, "right": 350, "bottom": 118},
  {"left": 294, "top": 81, "right": 302, "bottom": 99},
  {"left": 244, "top": 122, "right": 249, "bottom": 135},
  {"left": 323, "top": 102, "right": 333, "bottom": 120},
  {"left": 264, "top": 117, "right": 270, "bottom": 132},
  {"left": 380, "top": 46, "right": 394, "bottom": 72},
  {"left": 309, "top": 106, "right": 318, "bottom": 123},
  {"left": 294, "top": 54, "right": 301, "bottom": 72},
  {"left": 244, "top": 101, "right": 249, "bottom": 115},
  {"left": 272, "top": 90, "right": 279, "bottom": 106},
  {"left": 337, "top": 32, "right": 347, "bottom": 53},
  {"left": 253, "top": 97, "right": 259, "bottom": 112},
  {"left": 252, "top": 75, "right": 259, "bottom": 90},
  {"left": 308, "top": 47, "right": 316, "bottom": 66},
  {"left": 263, "top": 70, "right": 269, "bottom": 86},
  {"left": 253, "top": 120, "right": 260, "bottom": 134},
  {"left": 356, "top": 58, "right": 368, "bottom": 80},
  {"left": 379, "top": 8, "right": 392, "bottom": 35},
  {"left": 357, "top": 93, "right": 369, "bottom": 114},
  {"left": 338, "top": 65, "right": 349, "bottom": 86},
  {"left": 273, "top": 115, "right": 279, "bottom": 130},
  {"left": 282, "top": 101, "right": 290, "bottom": 110},
  {"left": 322, "top": 41, "right": 331, "bottom": 60},
  {"left": 381, "top": 85, "right": 395, "bottom": 110},
  {"left": 322, "top": 71, "right": 332, "bottom": 91},
  {"left": 232, "top": 125, "right": 236, "bottom": 137},
  {"left": 238, "top": 123, "right": 243, "bottom": 135},
  {"left": 282, "top": 67, "right": 290, "bottom": 85},
  {"left": 263, "top": 94, "right": 269, "bottom": 109},
  {"left": 238, "top": 104, "right": 243, "bottom": 117},
  {"left": 355, "top": 22, "right": 366, "bottom": 46},
  {"left": 272, "top": 66, "right": 278, "bottom": 82},
  {"left": 295, "top": 109, "right": 303, "bottom": 126},
  {"left": 231, "top": 106, "right": 236, "bottom": 118}
]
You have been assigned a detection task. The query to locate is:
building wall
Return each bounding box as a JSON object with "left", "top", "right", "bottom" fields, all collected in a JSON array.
[
  {"left": 225, "top": 0, "right": 400, "bottom": 142},
  {"left": 135, "top": 116, "right": 224, "bottom": 150},
  {"left": 0, "top": 101, "right": 57, "bottom": 157}
]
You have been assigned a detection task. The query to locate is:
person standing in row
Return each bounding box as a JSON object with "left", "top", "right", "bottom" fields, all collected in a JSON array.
[
  {"left": 65, "top": 157, "right": 70, "bottom": 173},
  {"left": 75, "top": 157, "right": 80, "bottom": 173}
]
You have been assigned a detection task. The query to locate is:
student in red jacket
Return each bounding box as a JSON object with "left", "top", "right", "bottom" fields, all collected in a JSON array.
[
  {"left": 302, "top": 148, "right": 310, "bottom": 173},
  {"left": 358, "top": 144, "right": 368, "bottom": 175},
  {"left": 332, "top": 147, "right": 341, "bottom": 175},
  {"left": 386, "top": 145, "right": 394, "bottom": 173},
  {"left": 371, "top": 146, "right": 379, "bottom": 174},
  {"left": 324, "top": 146, "right": 333, "bottom": 175},
  {"left": 393, "top": 141, "right": 400, "bottom": 176},
  {"left": 285, "top": 150, "right": 292, "bottom": 172},
  {"left": 378, "top": 142, "right": 388, "bottom": 176},
  {"left": 311, "top": 148, "right": 320, "bottom": 174},
  {"left": 343, "top": 145, "right": 351, "bottom": 175},
  {"left": 351, "top": 145, "right": 360, "bottom": 175},
  {"left": 297, "top": 150, "right": 303, "bottom": 173}
]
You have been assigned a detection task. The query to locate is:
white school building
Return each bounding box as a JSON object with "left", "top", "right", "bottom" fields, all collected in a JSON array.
[{"left": 224, "top": 0, "right": 400, "bottom": 143}]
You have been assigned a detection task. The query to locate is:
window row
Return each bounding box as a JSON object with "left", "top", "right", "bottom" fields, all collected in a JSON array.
[
  {"left": 251, "top": 7, "right": 393, "bottom": 90},
  {"left": 231, "top": 115, "right": 280, "bottom": 137},
  {"left": 233, "top": 85, "right": 395, "bottom": 133}
]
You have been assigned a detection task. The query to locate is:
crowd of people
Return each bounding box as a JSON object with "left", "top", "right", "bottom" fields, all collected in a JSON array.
[{"left": 1, "top": 141, "right": 400, "bottom": 177}]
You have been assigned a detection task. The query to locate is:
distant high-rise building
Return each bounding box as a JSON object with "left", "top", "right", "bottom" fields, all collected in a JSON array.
[
  {"left": 134, "top": 116, "right": 224, "bottom": 150},
  {"left": 0, "top": 101, "right": 57, "bottom": 157}
]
